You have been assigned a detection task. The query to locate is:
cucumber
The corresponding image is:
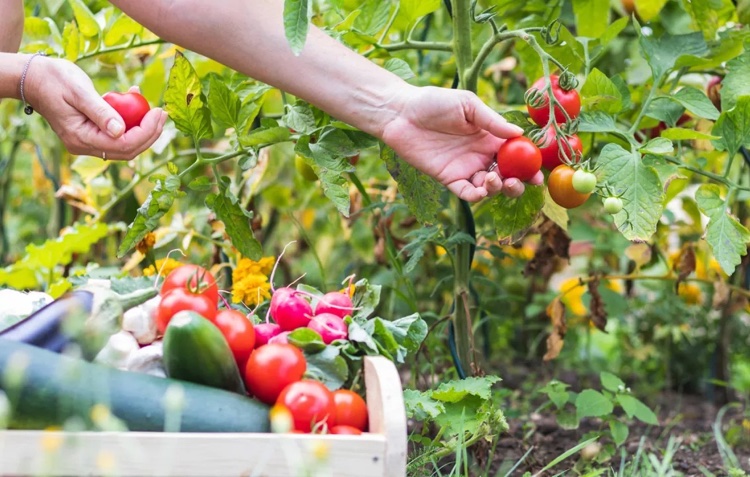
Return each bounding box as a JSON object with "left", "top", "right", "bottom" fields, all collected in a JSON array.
[
  {"left": 162, "top": 311, "right": 246, "bottom": 394},
  {"left": 0, "top": 338, "right": 269, "bottom": 433}
]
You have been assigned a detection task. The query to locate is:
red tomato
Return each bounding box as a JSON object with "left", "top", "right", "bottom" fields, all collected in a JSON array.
[
  {"left": 547, "top": 165, "right": 591, "bottom": 209},
  {"left": 526, "top": 75, "right": 581, "bottom": 126},
  {"left": 539, "top": 128, "right": 583, "bottom": 171},
  {"left": 103, "top": 91, "right": 150, "bottom": 131},
  {"left": 160, "top": 265, "right": 220, "bottom": 307},
  {"left": 497, "top": 137, "right": 542, "bottom": 182},
  {"left": 244, "top": 344, "right": 306, "bottom": 404},
  {"left": 332, "top": 389, "right": 368, "bottom": 431},
  {"left": 276, "top": 380, "right": 336, "bottom": 433},
  {"left": 213, "top": 309, "right": 256, "bottom": 369},
  {"left": 707, "top": 77, "right": 722, "bottom": 111},
  {"left": 330, "top": 425, "right": 363, "bottom": 435},
  {"left": 156, "top": 288, "right": 217, "bottom": 334}
]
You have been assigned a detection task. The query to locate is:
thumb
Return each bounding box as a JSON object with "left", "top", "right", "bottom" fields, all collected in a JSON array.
[{"left": 77, "top": 90, "right": 126, "bottom": 138}]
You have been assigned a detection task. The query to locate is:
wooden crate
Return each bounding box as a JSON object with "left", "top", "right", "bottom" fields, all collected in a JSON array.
[{"left": 0, "top": 356, "right": 407, "bottom": 477}]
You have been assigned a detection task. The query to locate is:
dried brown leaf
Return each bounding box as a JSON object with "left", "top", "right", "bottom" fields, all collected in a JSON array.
[{"left": 587, "top": 275, "right": 608, "bottom": 332}]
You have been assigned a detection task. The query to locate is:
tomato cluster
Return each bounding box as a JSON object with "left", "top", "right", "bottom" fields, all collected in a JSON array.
[{"left": 156, "top": 264, "right": 367, "bottom": 435}]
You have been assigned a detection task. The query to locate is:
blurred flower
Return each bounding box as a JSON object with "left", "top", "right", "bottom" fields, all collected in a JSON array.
[
  {"left": 136, "top": 232, "right": 156, "bottom": 255},
  {"left": 558, "top": 277, "right": 622, "bottom": 317},
  {"left": 234, "top": 256, "right": 275, "bottom": 279},
  {"left": 143, "top": 257, "right": 183, "bottom": 277},
  {"left": 677, "top": 283, "right": 703, "bottom": 305},
  {"left": 232, "top": 273, "right": 271, "bottom": 306}
]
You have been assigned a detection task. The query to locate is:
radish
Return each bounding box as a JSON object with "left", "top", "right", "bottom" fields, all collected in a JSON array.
[
  {"left": 270, "top": 287, "right": 313, "bottom": 331},
  {"left": 254, "top": 323, "right": 282, "bottom": 348},
  {"left": 308, "top": 313, "right": 348, "bottom": 344},
  {"left": 268, "top": 331, "right": 291, "bottom": 345},
  {"left": 314, "top": 291, "right": 353, "bottom": 319}
]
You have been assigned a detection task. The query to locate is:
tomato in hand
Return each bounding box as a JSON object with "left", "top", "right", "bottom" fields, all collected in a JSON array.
[
  {"left": 244, "top": 343, "right": 306, "bottom": 404},
  {"left": 548, "top": 165, "right": 591, "bottom": 209},
  {"left": 526, "top": 75, "right": 581, "bottom": 126},
  {"left": 332, "top": 389, "right": 368, "bottom": 431},
  {"left": 497, "top": 137, "right": 542, "bottom": 182},
  {"left": 276, "top": 380, "right": 336, "bottom": 433},
  {"left": 539, "top": 128, "right": 583, "bottom": 171},
  {"left": 103, "top": 91, "right": 150, "bottom": 132},
  {"left": 213, "top": 309, "right": 256, "bottom": 369},
  {"left": 160, "top": 264, "right": 219, "bottom": 307},
  {"left": 156, "top": 288, "right": 217, "bottom": 334}
]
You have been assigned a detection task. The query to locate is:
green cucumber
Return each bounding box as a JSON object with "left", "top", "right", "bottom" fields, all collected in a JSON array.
[
  {"left": 0, "top": 338, "right": 269, "bottom": 432},
  {"left": 162, "top": 311, "right": 246, "bottom": 394}
]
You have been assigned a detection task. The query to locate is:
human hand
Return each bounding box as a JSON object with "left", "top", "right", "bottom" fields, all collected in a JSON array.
[
  {"left": 380, "top": 86, "right": 544, "bottom": 202},
  {"left": 24, "top": 56, "right": 167, "bottom": 160}
]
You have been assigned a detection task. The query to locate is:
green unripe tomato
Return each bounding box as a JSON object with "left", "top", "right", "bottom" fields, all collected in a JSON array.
[
  {"left": 603, "top": 196, "right": 623, "bottom": 214},
  {"left": 294, "top": 155, "right": 318, "bottom": 182},
  {"left": 571, "top": 170, "right": 597, "bottom": 194}
]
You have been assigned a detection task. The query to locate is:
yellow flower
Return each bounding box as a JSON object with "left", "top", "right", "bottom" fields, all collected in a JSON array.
[
  {"left": 143, "top": 257, "right": 183, "bottom": 277},
  {"left": 232, "top": 273, "right": 272, "bottom": 306},
  {"left": 558, "top": 277, "right": 622, "bottom": 317},
  {"left": 677, "top": 283, "right": 703, "bottom": 305},
  {"left": 233, "top": 256, "right": 275, "bottom": 282}
]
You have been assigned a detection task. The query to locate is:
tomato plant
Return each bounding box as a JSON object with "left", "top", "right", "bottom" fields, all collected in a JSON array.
[
  {"left": 160, "top": 265, "right": 219, "bottom": 307},
  {"left": 156, "top": 288, "right": 217, "bottom": 334},
  {"left": 538, "top": 128, "right": 582, "bottom": 171},
  {"left": 603, "top": 197, "right": 624, "bottom": 215},
  {"left": 526, "top": 75, "right": 581, "bottom": 126},
  {"left": 571, "top": 170, "right": 597, "bottom": 194},
  {"left": 496, "top": 137, "right": 542, "bottom": 182},
  {"left": 102, "top": 91, "right": 150, "bottom": 131},
  {"left": 547, "top": 165, "right": 591, "bottom": 209},
  {"left": 213, "top": 309, "right": 256, "bottom": 368},
  {"left": 332, "top": 389, "right": 368, "bottom": 431},
  {"left": 276, "top": 380, "right": 336, "bottom": 433},
  {"left": 244, "top": 343, "right": 306, "bottom": 405}
]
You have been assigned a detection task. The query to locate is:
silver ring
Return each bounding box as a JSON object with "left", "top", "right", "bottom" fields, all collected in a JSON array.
[
  {"left": 487, "top": 162, "right": 497, "bottom": 173},
  {"left": 102, "top": 151, "right": 107, "bottom": 160}
]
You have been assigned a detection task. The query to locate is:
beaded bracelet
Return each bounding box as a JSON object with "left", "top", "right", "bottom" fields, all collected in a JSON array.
[{"left": 19, "top": 51, "right": 48, "bottom": 115}]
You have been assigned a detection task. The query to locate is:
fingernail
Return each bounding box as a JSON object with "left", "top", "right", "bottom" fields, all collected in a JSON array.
[
  {"left": 487, "top": 172, "right": 497, "bottom": 182},
  {"left": 509, "top": 124, "right": 524, "bottom": 135},
  {"left": 107, "top": 119, "right": 125, "bottom": 137},
  {"left": 479, "top": 188, "right": 488, "bottom": 198}
]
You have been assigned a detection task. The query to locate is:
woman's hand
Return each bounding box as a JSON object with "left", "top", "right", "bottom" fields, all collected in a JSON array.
[
  {"left": 381, "top": 86, "right": 544, "bottom": 202},
  {"left": 25, "top": 56, "right": 167, "bottom": 160}
]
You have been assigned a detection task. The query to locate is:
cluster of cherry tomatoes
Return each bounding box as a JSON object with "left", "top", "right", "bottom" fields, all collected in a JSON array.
[
  {"left": 496, "top": 74, "right": 623, "bottom": 215},
  {"left": 156, "top": 264, "right": 367, "bottom": 435}
]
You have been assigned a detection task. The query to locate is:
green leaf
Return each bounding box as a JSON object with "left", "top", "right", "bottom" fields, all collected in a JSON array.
[
  {"left": 575, "top": 389, "right": 614, "bottom": 418},
  {"left": 638, "top": 32, "right": 707, "bottom": 80},
  {"left": 207, "top": 75, "right": 241, "bottom": 131},
  {"left": 288, "top": 328, "right": 327, "bottom": 353},
  {"left": 239, "top": 126, "right": 291, "bottom": 147},
  {"left": 164, "top": 51, "right": 213, "bottom": 141},
  {"left": 600, "top": 16, "right": 628, "bottom": 47},
  {"left": 398, "top": 0, "right": 440, "bottom": 26},
  {"left": 633, "top": 0, "right": 668, "bottom": 21},
  {"left": 696, "top": 184, "right": 750, "bottom": 276},
  {"left": 645, "top": 97, "right": 685, "bottom": 126},
  {"left": 351, "top": 278, "right": 381, "bottom": 321},
  {"left": 381, "top": 145, "right": 441, "bottom": 225},
  {"left": 23, "top": 222, "right": 109, "bottom": 270},
  {"left": 432, "top": 376, "right": 501, "bottom": 403},
  {"left": 103, "top": 13, "right": 143, "bottom": 45},
  {"left": 721, "top": 52, "right": 750, "bottom": 112},
  {"left": 556, "top": 409, "right": 580, "bottom": 430},
  {"left": 283, "top": 102, "right": 317, "bottom": 135},
  {"left": 639, "top": 138, "right": 673, "bottom": 156},
  {"left": 404, "top": 389, "right": 445, "bottom": 421},
  {"left": 542, "top": 190, "right": 569, "bottom": 231},
  {"left": 71, "top": 156, "right": 109, "bottom": 182},
  {"left": 188, "top": 176, "right": 213, "bottom": 192},
  {"left": 572, "top": 0, "right": 610, "bottom": 39},
  {"left": 492, "top": 185, "right": 544, "bottom": 242},
  {"left": 205, "top": 179, "right": 262, "bottom": 260},
  {"left": 617, "top": 394, "right": 658, "bottom": 425},
  {"left": 682, "top": 0, "right": 735, "bottom": 41},
  {"left": 661, "top": 128, "right": 720, "bottom": 141},
  {"left": 610, "top": 420, "right": 629, "bottom": 447},
  {"left": 24, "top": 17, "right": 52, "bottom": 39},
  {"left": 580, "top": 68, "right": 622, "bottom": 113},
  {"left": 539, "top": 380, "right": 570, "bottom": 409},
  {"left": 303, "top": 346, "right": 348, "bottom": 390},
  {"left": 117, "top": 174, "right": 184, "bottom": 258},
  {"left": 577, "top": 111, "right": 620, "bottom": 134},
  {"left": 383, "top": 58, "right": 415, "bottom": 80},
  {"left": 284, "top": 0, "right": 310, "bottom": 55},
  {"left": 711, "top": 96, "right": 750, "bottom": 157},
  {"left": 62, "top": 21, "right": 80, "bottom": 62},
  {"left": 353, "top": 0, "right": 393, "bottom": 36},
  {"left": 363, "top": 313, "right": 427, "bottom": 363},
  {"left": 642, "top": 155, "right": 681, "bottom": 189},
  {"left": 600, "top": 372, "right": 625, "bottom": 393},
  {"left": 671, "top": 87, "right": 720, "bottom": 121},
  {"left": 596, "top": 144, "right": 664, "bottom": 240},
  {"left": 67, "top": 0, "right": 100, "bottom": 37}
]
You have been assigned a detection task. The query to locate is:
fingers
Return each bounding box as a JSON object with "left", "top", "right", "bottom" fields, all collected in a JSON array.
[
  {"left": 76, "top": 87, "right": 127, "bottom": 139},
  {"left": 69, "top": 108, "right": 167, "bottom": 160},
  {"left": 464, "top": 92, "right": 524, "bottom": 139},
  {"left": 447, "top": 179, "right": 488, "bottom": 203}
]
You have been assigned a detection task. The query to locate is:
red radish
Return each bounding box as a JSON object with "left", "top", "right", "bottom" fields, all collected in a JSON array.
[
  {"left": 308, "top": 313, "right": 348, "bottom": 344},
  {"left": 268, "top": 331, "right": 291, "bottom": 345},
  {"left": 314, "top": 291, "right": 354, "bottom": 319},
  {"left": 270, "top": 287, "right": 313, "bottom": 331},
  {"left": 254, "top": 323, "right": 282, "bottom": 348}
]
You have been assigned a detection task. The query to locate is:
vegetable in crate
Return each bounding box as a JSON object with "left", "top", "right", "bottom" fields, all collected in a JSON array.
[{"left": 0, "top": 338, "right": 269, "bottom": 432}]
